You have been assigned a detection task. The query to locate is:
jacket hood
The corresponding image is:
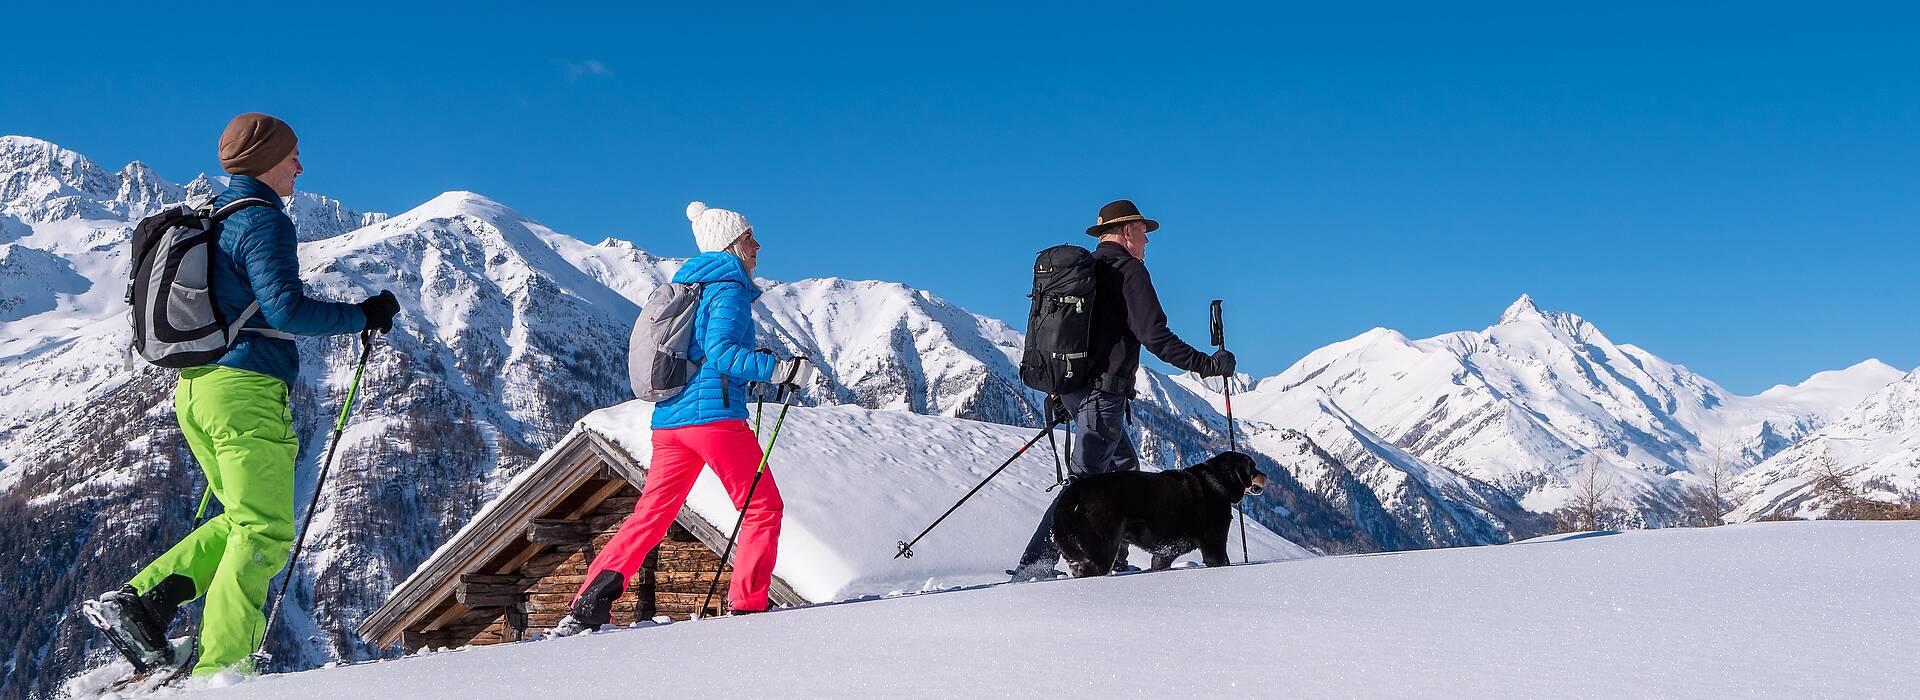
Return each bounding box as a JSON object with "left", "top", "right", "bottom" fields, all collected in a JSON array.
[
  {"left": 673, "top": 252, "right": 759, "bottom": 293},
  {"left": 220, "top": 174, "right": 286, "bottom": 208}
]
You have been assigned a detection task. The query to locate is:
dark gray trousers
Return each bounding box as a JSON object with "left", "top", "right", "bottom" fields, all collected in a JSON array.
[{"left": 1015, "top": 389, "right": 1136, "bottom": 570}]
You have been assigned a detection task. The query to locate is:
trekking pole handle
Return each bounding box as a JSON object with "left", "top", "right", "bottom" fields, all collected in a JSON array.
[
  {"left": 1209, "top": 299, "right": 1225, "bottom": 349},
  {"left": 334, "top": 331, "right": 374, "bottom": 431}
]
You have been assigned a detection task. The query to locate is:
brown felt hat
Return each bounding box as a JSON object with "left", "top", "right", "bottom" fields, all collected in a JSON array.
[
  {"left": 217, "top": 113, "right": 298, "bottom": 176},
  {"left": 1085, "top": 199, "right": 1160, "bottom": 236}
]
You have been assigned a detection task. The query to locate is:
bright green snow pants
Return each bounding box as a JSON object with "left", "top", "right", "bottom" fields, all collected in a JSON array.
[{"left": 128, "top": 366, "right": 297, "bottom": 677}]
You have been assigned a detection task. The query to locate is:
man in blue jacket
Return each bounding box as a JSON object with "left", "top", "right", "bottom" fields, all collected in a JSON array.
[{"left": 86, "top": 113, "right": 401, "bottom": 678}]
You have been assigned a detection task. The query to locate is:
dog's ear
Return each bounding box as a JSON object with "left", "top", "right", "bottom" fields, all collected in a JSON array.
[
  {"left": 1192, "top": 454, "right": 1238, "bottom": 500},
  {"left": 1231, "top": 452, "right": 1258, "bottom": 485}
]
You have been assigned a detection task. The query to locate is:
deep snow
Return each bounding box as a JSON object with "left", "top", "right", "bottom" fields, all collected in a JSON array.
[{"left": 181, "top": 521, "right": 1917, "bottom": 699}]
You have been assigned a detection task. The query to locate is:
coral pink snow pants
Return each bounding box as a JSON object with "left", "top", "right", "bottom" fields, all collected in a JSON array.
[{"left": 577, "top": 419, "right": 784, "bottom": 611}]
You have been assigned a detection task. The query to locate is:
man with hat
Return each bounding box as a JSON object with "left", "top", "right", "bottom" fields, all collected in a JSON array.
[
  {"left": 1009, "top": 199, "right": 1236, "bottom": 581},
  {"left": 84, "top": 113, "right": 401, "bottom": 678}
]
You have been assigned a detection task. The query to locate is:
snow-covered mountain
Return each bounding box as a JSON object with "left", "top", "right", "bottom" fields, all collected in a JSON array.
[
  {"left": 1177, "top": 294, "right": 1901, "bottom": 529},
  {"left": 1730, "top": 369, "right": 1920, "bottom": 519}
]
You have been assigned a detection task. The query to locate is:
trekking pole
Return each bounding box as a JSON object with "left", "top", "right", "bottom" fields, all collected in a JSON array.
[
  {"left": 1211, "top": 300, "right": 1248, "bottom": 564},
  {"left": 894, "top": 412, "right": 1069, "bottom": 559},
  {"left": 251, "top": 330, "right": 375, "bottom": 668},
  {"left": 1043, "top": 395, "right": 1068, "bottom": 492},
  {"left": 697, "top": 384, "right": 796, "bottom": 618}
]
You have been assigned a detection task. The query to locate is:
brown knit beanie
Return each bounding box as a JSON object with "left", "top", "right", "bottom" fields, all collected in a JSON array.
[{"left": 217, "top": 113, "right": 298, "bottom": 176}]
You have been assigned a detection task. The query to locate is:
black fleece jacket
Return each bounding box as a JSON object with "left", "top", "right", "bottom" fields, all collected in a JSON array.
[{"left": 1088, "top": 241, "right": 1212, "bottom": 394}]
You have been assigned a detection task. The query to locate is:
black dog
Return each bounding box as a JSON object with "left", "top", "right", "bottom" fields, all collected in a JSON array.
[{"left": 1051, "top": 451, "right": 1268, "bottom": 578}]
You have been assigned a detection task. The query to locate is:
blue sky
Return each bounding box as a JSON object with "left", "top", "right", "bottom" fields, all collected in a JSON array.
[{"left": 7, "top": 2, "right": 1916, "bottom": 392}]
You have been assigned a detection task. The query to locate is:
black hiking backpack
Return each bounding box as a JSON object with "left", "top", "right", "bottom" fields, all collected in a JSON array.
[
  {"left": 126, "top": 197, "right": 282, "bottom": 368},
  {"left": 1019, "top": 244, "right": 1099, "bottom": 395}
]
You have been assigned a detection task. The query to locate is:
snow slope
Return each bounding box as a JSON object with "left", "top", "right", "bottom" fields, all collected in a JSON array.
[{"left": 190, "top": 521, "right": 1919, "bottom": 699}]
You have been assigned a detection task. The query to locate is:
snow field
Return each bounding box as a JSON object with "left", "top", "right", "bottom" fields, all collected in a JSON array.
[{"left": 191, "top": 521, "right": 1917, "bottom": 699}]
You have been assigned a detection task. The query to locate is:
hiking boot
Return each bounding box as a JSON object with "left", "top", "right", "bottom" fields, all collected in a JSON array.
[
  {"left": 548, "top": 571, "right": 623, "bottom": 638},
  {"left": 82, "top": 587, "right": 172, "bottom": 671}
]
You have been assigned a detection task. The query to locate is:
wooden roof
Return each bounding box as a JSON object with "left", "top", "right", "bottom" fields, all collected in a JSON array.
[{"left": 357, "top": 426, "right": 806, "bottom": 649}]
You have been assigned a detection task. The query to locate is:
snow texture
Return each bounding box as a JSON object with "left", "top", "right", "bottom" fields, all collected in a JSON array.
[{"left": 189, "top": 521, "right": 1919, "bottom": 699}]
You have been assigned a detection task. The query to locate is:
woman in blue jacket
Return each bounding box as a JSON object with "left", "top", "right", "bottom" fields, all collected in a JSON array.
[{"left": 554, "top": 202, "right": 813, "bottom": 634}]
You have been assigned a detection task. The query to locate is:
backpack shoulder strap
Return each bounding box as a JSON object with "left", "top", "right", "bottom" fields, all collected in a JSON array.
[{"left": 209, "top": 197, "right": 276, "bottom": 222}]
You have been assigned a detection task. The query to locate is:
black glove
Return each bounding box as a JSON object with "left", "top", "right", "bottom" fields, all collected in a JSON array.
[
  {"left": 358, "top": 290, "right": 400, "bottom": 334},
  {"left": 770, "top": 356, "right": 816, "bottom": 389},
  {"left": 1203, "top": 349, "right": 1237, "bottom": 378}
]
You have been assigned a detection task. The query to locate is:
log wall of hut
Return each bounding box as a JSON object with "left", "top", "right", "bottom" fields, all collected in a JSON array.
[{"left": 400, "top": 478, "right": 731, "bottom": 651}]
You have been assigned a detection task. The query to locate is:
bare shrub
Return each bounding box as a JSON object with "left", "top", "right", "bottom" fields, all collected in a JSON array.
[{"left": 1552, "top": 453, "right": 1626, "bottom": 533}]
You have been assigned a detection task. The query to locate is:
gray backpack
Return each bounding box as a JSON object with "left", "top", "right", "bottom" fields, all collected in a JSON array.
[
  {"left": 126, "top": 197, "right": 290, "bottom": 368},
  {"left": 628, "top": 282, "right": 706, "bottom": 401}
]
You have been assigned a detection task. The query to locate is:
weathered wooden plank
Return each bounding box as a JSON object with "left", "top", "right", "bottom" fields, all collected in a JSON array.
[
  {"left": 460, "top": 573, "right": 520, "bottom": 586},
  {"left": 653, "top": 571, "right": 727, "bottom": 587},
  {"left": 517, "top": 553, "right": 586, "bottom": 578},
  {"left": 419, "top": 603, "right": 472, "bottom": 633},
  {"left": 561, "top": 479, "right": 629, "bottom": 522},
  {"left": 455, "top": 593, "right": 520, "bottom": 609},
  {"left": 527, "top": 519, "right": 590, "bottom": 544}
]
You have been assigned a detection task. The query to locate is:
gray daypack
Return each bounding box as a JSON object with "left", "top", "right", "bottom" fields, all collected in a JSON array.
[
  {"left": 628, "top": 282, "right": 707, "bottom": 401},
  {"left": 126, "top": 197, "right": 289, "bottom": 368}
]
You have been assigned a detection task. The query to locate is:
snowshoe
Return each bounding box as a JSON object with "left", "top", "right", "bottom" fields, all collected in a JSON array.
[
  {"left": 546, "top": 570, "right": 624, "bottom": 638},
  {"left": 65, "top": 636, "right": 196, "bottom": 699},
  {"left": 545, "top": 614, "right": 599, "bottom": 639},
  {"left": 1006, "top": 564, "right": 1066, "bottom": 583},
  {"left": 80, "top": 588, "right": 171, "bottom": 673}
]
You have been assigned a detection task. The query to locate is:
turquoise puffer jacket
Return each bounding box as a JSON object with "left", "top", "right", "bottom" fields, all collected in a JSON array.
[
  {"left": 208, "top": 175, "right": 366, "bottom": 386},
  {"left": 650, "top": 252, "right": 779, "bottom": 430}
]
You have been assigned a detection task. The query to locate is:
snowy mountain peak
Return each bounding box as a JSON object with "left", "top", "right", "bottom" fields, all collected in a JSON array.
[
  {"left": 1757, "top": 359, "right": 1905, "bottom": 405},
  {"left": 390, "top": 190, "right": 530, "bottom": 228},
  {"left": 1498, "top": 293, "right": 1543, "bottom": 324},
  {"left": 0, "top": 135, "right": 118, "bottom": 208}
]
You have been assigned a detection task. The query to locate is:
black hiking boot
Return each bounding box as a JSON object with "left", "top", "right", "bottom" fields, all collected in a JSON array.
[
  {"left": 82, "top": 584, "right": 175, "bottom": 672},
  {"left": 548, "top": 570, "right": 624, "bottom": 638}
]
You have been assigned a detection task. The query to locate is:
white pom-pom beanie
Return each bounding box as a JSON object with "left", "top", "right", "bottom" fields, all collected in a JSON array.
[{"left": 687, "top": 201, "right": 751, "bottom": 254}]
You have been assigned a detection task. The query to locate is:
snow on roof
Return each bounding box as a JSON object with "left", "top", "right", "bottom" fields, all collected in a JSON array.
[{"left": 578, "top": 400, "right": 1313, "bottom": 603}]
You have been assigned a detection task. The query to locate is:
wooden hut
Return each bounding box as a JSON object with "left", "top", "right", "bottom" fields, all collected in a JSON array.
[{"left": 356, "top": 428, "right": 804, "bottom": 652}]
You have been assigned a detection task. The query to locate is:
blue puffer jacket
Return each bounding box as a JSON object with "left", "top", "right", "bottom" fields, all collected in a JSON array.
[
  {"left": 651, "top": 252, "right": 779, "bottom": 430},
  {"left": 208, "top": 175, "right": 367, "bottom": 387}
]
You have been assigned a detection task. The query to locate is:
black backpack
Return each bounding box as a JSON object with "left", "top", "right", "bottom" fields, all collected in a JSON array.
[
  {"left": 1019, "top": 245, "right": 1099, "bottom": 395},
  {"left": 126, "top": 197, "right": 281, "bottom": 368}
]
